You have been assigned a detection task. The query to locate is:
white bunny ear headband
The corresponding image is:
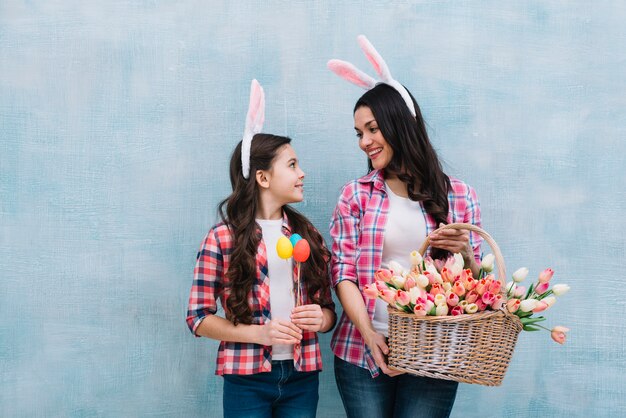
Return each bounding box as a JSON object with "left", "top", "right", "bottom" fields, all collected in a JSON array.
[
  {"left": 241, "top": 79, "right": 266, "bottom": 179},
  {"left": 327, "top": 35, "right": 416, "bottom": 117}
]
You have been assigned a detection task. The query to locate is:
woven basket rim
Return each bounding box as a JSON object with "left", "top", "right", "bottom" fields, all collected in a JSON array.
[{"left": 387, "top": 305, "right": 523, "bottom": 327}]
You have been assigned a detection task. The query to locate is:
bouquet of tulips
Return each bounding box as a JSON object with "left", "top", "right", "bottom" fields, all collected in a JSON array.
[{"left": 363, "top": 251, "right": 570, "bottom": 344}]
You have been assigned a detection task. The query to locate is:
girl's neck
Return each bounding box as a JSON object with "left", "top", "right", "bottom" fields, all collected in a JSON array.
[{"left": 256, "top": 195, "right": 283, "bottom": 220}]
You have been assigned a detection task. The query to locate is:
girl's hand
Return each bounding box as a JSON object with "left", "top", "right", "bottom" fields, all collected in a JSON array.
[
  {"left": 290, "top": 304, "right": 324, "bottom": 332},
  {"left": 362, "top": 329, "right": 404, "bottom": 377},
  {"left": 258, "top": 319, "right": 302, "bottom": 346}
]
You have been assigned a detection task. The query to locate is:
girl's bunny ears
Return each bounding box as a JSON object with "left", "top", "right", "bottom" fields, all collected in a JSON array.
[
  {"left": 327, "top": 35, "right": 416, "bottom": 117},
  {"left": 241, "top": 79, "right": 265, "bottom": 179}
]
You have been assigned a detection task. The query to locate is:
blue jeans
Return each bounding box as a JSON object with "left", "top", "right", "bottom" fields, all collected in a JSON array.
[
  {"left": 334, "top": 356, "right": 458, "bottom": 418},
  {"left": 223, "top": 360, "right": 319, "bottom": 418}
]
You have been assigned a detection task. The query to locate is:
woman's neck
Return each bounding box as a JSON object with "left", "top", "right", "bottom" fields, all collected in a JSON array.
[{"left": 385, "top": 176, "right": 408, "bottom": 198}]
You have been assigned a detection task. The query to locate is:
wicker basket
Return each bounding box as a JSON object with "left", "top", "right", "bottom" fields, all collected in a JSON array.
[{"left": 387, "top": 223, "right": 523, "bottom": 386}]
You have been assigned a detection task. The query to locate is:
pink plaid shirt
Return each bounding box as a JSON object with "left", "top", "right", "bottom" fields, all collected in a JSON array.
[
  {"left": 329, "top": 169, "right": 482, "bottom": 377},
  {"left": 187, "top": 212, "right": 334, "bottom": 375}
]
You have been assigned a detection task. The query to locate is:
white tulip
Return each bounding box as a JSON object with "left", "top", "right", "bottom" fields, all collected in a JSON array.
[
  {"left": 542, "top": 296, "right": 556, "bottom": 307},
  {"left": 410, "top": 251, "right": 423, "bottom": 267},
  {"left": 552, "top": 284, "right": 570, "bottom": 296},
  {"left": 481, "top": 254, "right": 495, "bottom": 272},
  {"left": 519, "top": 299, "right": 539, "bottom": 312},
  {"left": 388, "top": 261, "right": 404, "bottom": 276},
  {"left": 512, "top": 267, "right": 529, "bottom": 283}
]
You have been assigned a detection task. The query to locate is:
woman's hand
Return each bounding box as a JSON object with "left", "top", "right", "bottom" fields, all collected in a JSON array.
[
  {"left": 428, "top": 224, "right": 473, "bottom": 262},
  {"left": 362, "top": 329, "right": 405, "bottom": 377},
  {"left": 290, "top": 304, "right": 324, "bottom": 332},
  {"left": 257, "top": 319, "right": 302, "bottom": 346}
]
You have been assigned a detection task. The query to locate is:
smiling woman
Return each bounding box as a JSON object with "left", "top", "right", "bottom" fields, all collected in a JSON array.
[{"left": 327, "top": 37, "right": 483, "bottom": 418}]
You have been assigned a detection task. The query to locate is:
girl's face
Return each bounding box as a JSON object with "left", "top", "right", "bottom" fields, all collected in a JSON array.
[
  {"left": 354, "top": 106, "right": 393, "bottom": 170},
  {"left": 263, "top": 144, "right": 305, "bottom": 205}
]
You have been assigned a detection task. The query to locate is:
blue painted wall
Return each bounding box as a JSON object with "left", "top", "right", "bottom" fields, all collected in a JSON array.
[{"left": 1, "top": 1, "right": 625, "bottom": 417}]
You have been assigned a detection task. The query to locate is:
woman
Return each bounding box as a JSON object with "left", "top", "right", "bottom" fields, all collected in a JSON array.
[{"left": 327, "top": 37, "right": 482, "bottom": 418}]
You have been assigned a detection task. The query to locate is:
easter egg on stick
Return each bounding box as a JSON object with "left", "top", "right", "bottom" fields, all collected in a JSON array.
[
  {"left": 276, "top": 236, "right": 293, "bottom": 259},
  {"left": 289, "top": 233, "right": 302, "bottom": 247},
  {"left": 293, "top": 239, "right": 311, "bottom": 263}
]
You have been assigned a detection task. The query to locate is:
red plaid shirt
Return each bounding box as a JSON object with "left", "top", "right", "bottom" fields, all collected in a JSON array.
[
  {"left": 187, "top": 212, "right": 334, "bottom": 375},
  {"left": 329, "top": 170, "right": 482, "bottom": 377}
]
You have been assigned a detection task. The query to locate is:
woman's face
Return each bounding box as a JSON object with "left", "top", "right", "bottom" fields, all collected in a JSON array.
[{"left": 354, "top": 106, "right": 393, "bottom": 171}]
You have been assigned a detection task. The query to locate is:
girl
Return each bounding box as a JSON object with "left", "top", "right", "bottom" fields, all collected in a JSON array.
[
  {"left": 186, "top": 80, "right": 336, "bottom": 418},
  {"left": 327, "top": 37, "right": 483, "bottom": 418}
]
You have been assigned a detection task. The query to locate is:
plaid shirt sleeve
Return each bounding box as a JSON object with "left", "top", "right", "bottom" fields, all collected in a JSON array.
[
  {"left": 329, "top": 182, "right": 361, "bottom": 288},
  {"left": 186, "top": 227, "right": 223, "bottom": 336},
  {"left": 463, "top": 183, "right": 482, "bottom": 261}
]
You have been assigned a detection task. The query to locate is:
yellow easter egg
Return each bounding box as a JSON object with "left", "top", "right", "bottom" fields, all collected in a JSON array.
[{"left": 276, "top": 236, "right": 293, "bottom": 259}]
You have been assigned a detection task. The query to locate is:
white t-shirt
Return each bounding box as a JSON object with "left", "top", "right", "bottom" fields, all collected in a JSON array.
[
  {"left": 257, "top": 219, "right": 295, "bottom": 360},
  {"left": 371, "top": 183, "right": 427, "bottom": 336}
]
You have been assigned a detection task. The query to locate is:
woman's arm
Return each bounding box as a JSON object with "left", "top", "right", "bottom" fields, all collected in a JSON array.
[{"left": 335, "top": 281, "right": 403, "bottom": 376}]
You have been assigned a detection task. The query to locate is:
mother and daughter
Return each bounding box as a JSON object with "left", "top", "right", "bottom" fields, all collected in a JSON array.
[{"left": 186, "top": 36, "right": 483, "bottom": 418}]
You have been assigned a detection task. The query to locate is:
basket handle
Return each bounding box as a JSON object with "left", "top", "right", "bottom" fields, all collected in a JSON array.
[{"left": 417, "top": 223, "right": 506, "bottom": 285}]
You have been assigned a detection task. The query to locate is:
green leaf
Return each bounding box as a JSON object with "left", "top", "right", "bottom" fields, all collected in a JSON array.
[
  {"left": 520, "top": 316, "right": 546, "bottom": 325},
  {"left": 523, "top": 325, "right": 541, "bottom": 332}
]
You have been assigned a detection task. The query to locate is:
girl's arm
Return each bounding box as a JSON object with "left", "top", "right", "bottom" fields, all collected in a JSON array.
[
  {"left": 195, "top": 315, "right": 302, "bottom": 346},
  {"left": 335, "top": 280, "right": 403, "bottom": 377},
  {"left": 290, "top": 305, "right": 336, "bottom": 333}
]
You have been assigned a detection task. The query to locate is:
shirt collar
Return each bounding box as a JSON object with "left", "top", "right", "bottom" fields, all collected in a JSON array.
[{"left": 357, "top": 169, "right": 386, "bottom": 192}]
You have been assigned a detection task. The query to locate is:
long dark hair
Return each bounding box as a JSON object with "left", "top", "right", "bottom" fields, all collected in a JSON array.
[
  {"left": 355, "top": 83, "right": 451, "bottom": 260},
  {"left": 218, "top": 133, "right": 331, "bottom": 325}
]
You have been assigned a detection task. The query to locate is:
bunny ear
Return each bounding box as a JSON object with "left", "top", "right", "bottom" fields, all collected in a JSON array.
[
  {"left": 327, "top": 59, "right": 377, "bottom": 90},
  {"left": 357, "top": 35, "right": 392, "bottom": 82},
  {"left": 246, "top": 79, "right": 265, "bottom": 134},
  {"left": 242, "top": 79, "right": 266, "bottom": 179}
]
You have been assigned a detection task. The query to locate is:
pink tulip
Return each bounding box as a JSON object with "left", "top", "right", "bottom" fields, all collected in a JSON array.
[
  {"left": 404, "top": 276, "right": 417, "bottom": 290},
  {"left": 514, "top": 286, "right": 527, "bottom": 298},
  {"left": 441, "top": 267, "right": 454, "bottom": 283},
  {"left": 447, "top": 292, "right": 460, "bottom": 307},
  {"left": 475, "top": 279, "right": 488, "bottom": 295},
  {"left": 488, "top": 280, "right": 502, "bottom": 294},
  {"left": 375, "top": 269, "right": 393, "bottom": 283},
  {"left": 506, "top": 299, "right": 521, "bottom": 313},
  {"left": 396, "top": 290, "right": 411, "bottom": 306},
  {"left": 491, "top": 294, "right": 505, "bottom": 310},
  {"left": 481, "top": 291, "right": 496, "bottom": 306},
  {"left": 476, "top": 299, "right": 488, "bottom": 311},
  {"left": 551, "top": 326, "right": 569, "bottom": 345},
  {"left": 426, "top": 293, "right": 435, "bottom": 303},
  {"left": 413, "top": 303, "right": 427, "bottom": 316},
  {"left": 375, "top": 280, "right": 388, "bottom": 292},
  {"left": 380, "top": 288, "right": 397, "bottom": 304},
  {"left": 453, "top": 281, "right": 466, "bottom": 297},
  {"left": 424, "top": 300, "right": 435, "bottom": 314},
  {"left": 535, "top": 282, "right": 550, "bottom": 295},
  {"left": 451, "top": 306, "right": 464, "bottom": 316},
  {"left": 533, "top": 301, "right": 548, "bottom": 313},
  {"left": 538, "top": 268, "right": 554, "bottom": 284},
  {"left": 465, "top": 290, "right": 479, "bottom": 304},
  {"left": 430, "top": 283, "right": 444, "bottom": 296},
  {"left": 363, "top": 283, "right": 379, "bottom": 299},
  {"left": 465, "top": 277, "right": 477, "bottom": 291}
]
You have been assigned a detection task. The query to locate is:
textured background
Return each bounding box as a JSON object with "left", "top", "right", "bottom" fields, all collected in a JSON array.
[{"left": 1, "top": 1, "right": 625, "bottom": 417}]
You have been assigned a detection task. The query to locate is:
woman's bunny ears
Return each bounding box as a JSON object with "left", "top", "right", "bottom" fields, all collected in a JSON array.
[
  {"left": 327, "top": 35, "right": 416, "bottom": 117},
  {"left": 241, "top": 79, "right": 265, "bottom": 179}
]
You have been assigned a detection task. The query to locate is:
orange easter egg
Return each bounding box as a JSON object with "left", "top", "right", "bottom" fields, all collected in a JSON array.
[{"left": 293, "top": 239, "right": 311, "bottom": 262}]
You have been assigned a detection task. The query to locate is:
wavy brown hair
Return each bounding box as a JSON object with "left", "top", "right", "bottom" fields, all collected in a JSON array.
[
  {"left": 218, "top": 134, "right": 331, "bottom": 325},
  {"left": 355, "top": 84, "right": 452, "bottom": 260}
]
